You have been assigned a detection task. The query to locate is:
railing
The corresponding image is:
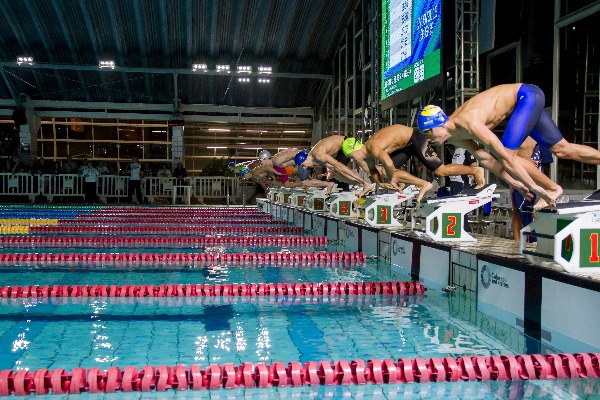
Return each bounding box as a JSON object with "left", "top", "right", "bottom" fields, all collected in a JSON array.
[
  {"left": 43, "top": 174, "right": 85, "bottom": 203},
  {"left": 0, "top": 174, "right": 255, "bottom": 205},
  {"left": 97, "top": 175, "right": 129, "bottom": 202},
  {"left": 0, "top": 174, "right": 40, "bottom": 203},
  {"left": 191, "top": 177, "right": 255, "bottom": 204}
]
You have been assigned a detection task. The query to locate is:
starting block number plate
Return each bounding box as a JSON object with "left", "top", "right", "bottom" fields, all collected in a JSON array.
[
  {"left": 581, "top": 229, "right": 600, "bottom": 268},
  {"left": 314, "top": 198, "right": 324, "bottom": 211},
  {"left": 442, "top": 213, "right": 462, "bottom": 239},
  {"left": 340, "top": 201, "right": 352, "bottom": 216},
  {"left": 376, "top": 205, "right": 392, "bottom": 224}
]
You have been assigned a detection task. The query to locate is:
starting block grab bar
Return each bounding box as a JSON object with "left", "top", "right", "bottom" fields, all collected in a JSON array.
[{"left": 520, "top": 192, "right": 600, "bottom": 273}]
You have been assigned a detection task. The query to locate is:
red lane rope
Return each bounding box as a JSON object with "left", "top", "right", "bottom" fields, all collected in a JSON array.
[
  {"left": 29, "top": 226, "right": 303, "bottom": 235},
  {"left": 0, "top": 236, "right": 327, "bottom": 248},
  {"left": 0, "top": 251, "right": 366, "bottom": 267},
  {"left": 1, "top": 353, "right": 598, "bottom": 395},
  {"left": 0, "top": 281, "right": 424, "bottom": 299},
  {"left": 58, "top": 219, "right": 286, "bottom": 226}
]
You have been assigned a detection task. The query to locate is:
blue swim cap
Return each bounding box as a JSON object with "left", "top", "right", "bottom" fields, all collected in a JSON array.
[
  {"left": 294, "top": 150, "right": 309, "bottom": 166},
  {"left": 417, "top": 105, "right": 448, "bottom": 132},
  {"left": 228, "top": 161, "right": 235, "bottom": 168}
]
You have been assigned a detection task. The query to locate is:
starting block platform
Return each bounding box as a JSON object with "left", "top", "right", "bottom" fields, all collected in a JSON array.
[
  {"left": 521, "top": 190, "right": 600, "bottom": 273},
  {"left": 355, "top": 186, "right": 420, "bottom": 228},
  {"left": 412, "top": 184, "right": 499, "bottom": 242}
]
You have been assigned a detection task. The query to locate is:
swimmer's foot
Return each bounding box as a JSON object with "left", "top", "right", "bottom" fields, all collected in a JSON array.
[
  {"left": 358, "top": 182, "right": 375, "bottom": 198},
  {"left": 473, "top": 167, "right": 486, "bottom": 189},
  {"left": 417, "top": 182, "right": 434, "bottom": 203},
  {"left": 533, "top": 185, "right": 563, "bottom": 211}
]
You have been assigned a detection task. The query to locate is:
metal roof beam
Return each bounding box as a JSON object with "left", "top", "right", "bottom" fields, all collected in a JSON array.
[{"left": 0, "top": 62, "right": 332, "bottom": 81}]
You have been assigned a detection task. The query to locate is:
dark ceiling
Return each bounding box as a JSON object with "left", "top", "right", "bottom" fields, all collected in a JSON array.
[{"left": 0, "top": 0, "right": 358, "bottom": 109}]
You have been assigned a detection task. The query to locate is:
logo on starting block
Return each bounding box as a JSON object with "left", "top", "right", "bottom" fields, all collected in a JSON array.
[
  {"left": 581, "top": 229, "right": 600, "bottom": 268},
  {"left": 442, "top": 213, "right": 461, "bottom": 238},
  {"left": 558, "top": 219, "right": 574, "bottom": 261}
]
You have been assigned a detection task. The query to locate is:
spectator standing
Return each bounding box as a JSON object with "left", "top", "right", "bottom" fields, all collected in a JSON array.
[
  {"left": 11, "top": 157, "right": 26, "bottom": 173},
  {"left": 157, "top": 164, "right": 172, "bottom": 178},
  {"left": 1, "top": 158, "right": 13, "bottom": 173},
  {"left": 125, "top": 157, "right": 143, "bottom": 204},
  {"left": 96, "top": 161, "right": 109, "bottom": 175},
  {"left": 62, "top": 155, "right": 79, "bottom": 174},
  {"left": 173, "top": 162, "right": 187, "bottom": 184},
  {"left": 81, "top": 160, "right": 100, "bottom": 203},
  {"left": 449, "top": 148, "right": 478, "bottom": 195}
]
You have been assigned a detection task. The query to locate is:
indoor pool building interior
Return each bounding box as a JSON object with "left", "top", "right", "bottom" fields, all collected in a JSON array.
[{"left": 0, "top": 0, "right": 599, "bottom": 399}]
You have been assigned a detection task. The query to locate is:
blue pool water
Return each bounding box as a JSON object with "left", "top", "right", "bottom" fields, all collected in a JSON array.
[{"left": 0, "top": 207, "right": 598, "bottom": 399}]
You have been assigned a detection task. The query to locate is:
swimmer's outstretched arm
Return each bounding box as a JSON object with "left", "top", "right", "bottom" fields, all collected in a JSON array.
[
  {"left": 318, "top": 153, "right": 365, "bottom": 183},
  {"left": 457, "top": 138, "right": 531, "bottom": 196}
]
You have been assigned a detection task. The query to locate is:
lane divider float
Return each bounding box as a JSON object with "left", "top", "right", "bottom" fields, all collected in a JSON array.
[
  {"left": 29, "top": 226, "right": 303, "bottom": 235},
  {"left": 0, "top": 251, "right": 366, "bottom": 267},
  {"left": 0, "top": 353, "right": 598, "bottom": 395},
  {"left": 0, "top": 236, "right": 328, "bottom": 248},
  {"left": 0, "top": 281, "right": 425, "bottom": 299}
]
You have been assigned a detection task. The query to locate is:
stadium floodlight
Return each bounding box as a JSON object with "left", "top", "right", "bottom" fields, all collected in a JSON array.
[
  {"left": 99, "top": 60, "right": 115, "bottom": 69},
  {"left": 238, "top": 77, "right": 250, "bottom": 83},
  {"left": 258, "top": 66, "right": 272, "bottom": 74},
  {"left": 192, "top": 63, "right": 207, "bottom": 72},
  {"left": 258, "top": 78, "right": 271, "bottom": 83},
  {"left": 216, "top": 64, "right": 230, "bottom": 72},
  {"left": 17, "top": 56, "right": 34, "bottom": 65},
  {"left": 237, "top": 65, "right": 252, "bottom": 73}
]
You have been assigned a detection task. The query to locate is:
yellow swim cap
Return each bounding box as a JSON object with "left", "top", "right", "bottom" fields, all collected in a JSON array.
[{"left": 341, "top": 137, "right": 363, "bottom": 156}]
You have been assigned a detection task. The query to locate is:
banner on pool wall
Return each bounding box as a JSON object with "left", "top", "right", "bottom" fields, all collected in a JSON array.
[{"left": 477, "top": 262, "right": 525, "bottom": 329}]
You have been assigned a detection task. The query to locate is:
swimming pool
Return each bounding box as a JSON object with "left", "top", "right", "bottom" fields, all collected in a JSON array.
[{"left": 0, "top": 205, "right": 598, "bottom": 399}]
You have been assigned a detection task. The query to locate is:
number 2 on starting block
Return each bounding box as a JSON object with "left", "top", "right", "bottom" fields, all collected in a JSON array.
[{"left": 442, "top": 213, "right": 462, "bottom": 239}]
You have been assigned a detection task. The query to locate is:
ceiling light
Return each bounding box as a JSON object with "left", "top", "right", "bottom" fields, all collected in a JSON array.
[
  {"left": 237, "top": 65, "right": 252, "bottom": 73},
  {"left": 193, "top": 63, "right": 207, "bottom": 71},
  {"left": 258, "top": 78, "right": 271, "bottom": 83},
  {"left": 258, "top": 66, "right": 272, "bottom": 74},
  {"left": 99, "top": 60, "right": 115, "bottom": 69},
  {"left": 208, "top": 128, "right": 230, "bottom": 132},
  {"left": 207, "top": 146, "right": 227, "bottom": 149},
  {"left": 283, "top": 130, "right": 305, "bottom": 133},
  {"left": 17, "top": 56, "right": 33, "bottom": 65},
  {"left": 246, "top": 130, "right": 268, "bottom": 133},
  {"left": 216, "top": 64, "right": 230, "bottom": 72},
  {"left": 238, "top": 77, "right": 250, "bottom": 83}
]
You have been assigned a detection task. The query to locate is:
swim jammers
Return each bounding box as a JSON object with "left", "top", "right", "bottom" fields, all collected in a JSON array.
[
  {"left": 334, "top": 151, "right": 350, "bottom": 166},
  {"left": 501, "top": 84, "right": 564, "bottom": 150},
  {"left": 273, "top": 165, "right": 289, "bottom": 183},
  {"left": 389, "top": 128, "right": 443, "bottom": 171}
]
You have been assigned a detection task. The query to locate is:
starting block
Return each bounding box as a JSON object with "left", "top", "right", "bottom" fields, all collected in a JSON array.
[
  {"left": 304, "top": 189, "right": 330, "bottom": 212},
  {"left": 412, "top": 184, "right": 499, "bottom": 242},
  {"left": 355, "top": 186, "right": 420, "bottom": 227},
  {"left": 520, "top": 190, "right": 600, "bottom": 273},
  {"left": 329, "top": 190, "right": 362, "bottom": 218},
  {"left": 289, "top": 190, "right": 308, "bottom": 207},
  {"left": 267, "top": 188, "right": 280, "bottom": 202},
  {"left": 276, "top": 188, "right": 293, "bottom": 205}
]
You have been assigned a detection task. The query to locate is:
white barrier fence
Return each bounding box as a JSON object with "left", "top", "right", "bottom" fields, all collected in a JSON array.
[{"left": 0, "top": 174, "right": 255, "bottom": 204}]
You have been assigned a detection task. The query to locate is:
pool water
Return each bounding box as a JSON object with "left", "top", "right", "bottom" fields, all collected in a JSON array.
[{"left": 0, "top": 208, "right": 598, "bottom": 399}]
